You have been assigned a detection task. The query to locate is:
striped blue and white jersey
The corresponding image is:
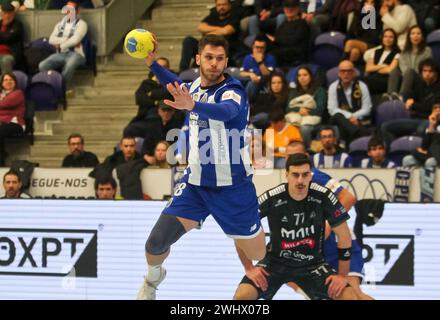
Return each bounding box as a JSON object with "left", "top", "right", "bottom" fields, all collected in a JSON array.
[
  {"left": 150, "top": 61, "right": 253, "bottom": 187},
  {"left": 313, "top": 151, "right": 352, "bottom": 169}
]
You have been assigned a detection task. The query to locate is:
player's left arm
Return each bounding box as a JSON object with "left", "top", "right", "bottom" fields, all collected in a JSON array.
[
  {"left": 164, "top": 82, "right": 244, "bottom": 121},
  {"left": 332, "top": 222, "right": 352, "bottom": 276}
]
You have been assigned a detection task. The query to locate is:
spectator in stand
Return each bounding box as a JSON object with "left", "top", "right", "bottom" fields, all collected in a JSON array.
[
  {"left": 0, "top": 169, "right": 31, "bottom": 198},
  {"left": 95, "top": 176, "right": 117, "bottom": 200},
  {"left": 266, "top": 0, "right": 310, "bottom": 68},
  {"left": 344, "top": 0, "right": 382, "bottom": 71},
  {"left": 329, "top": 0, "right": 358, "bottom": 33},
  {"left": 295, "top": 0, "right": 336, "bottom": 40},
  {"left": 38, "top": 0, "right": 88, "bottom": 82},
  {"left": 380, "top": 0, "right": 417, "bottom": 51},
  {"left": 124, "top": 57, "right": 176, "bottom": 138},
  {"left": 140, "top": 101, "right": 183, "bottom": 165},
  {"left": 62, "top": 133, "right": 99, "bottom": 167},
  {"left": 313, "top": 126, "right": 352, "bottom": 168},
  {"left": 423, "top": 0, "right": 440, "bottom": 33},
  {"left": 361, "top": 136, "right": 396, "bottom": 168},
  {"left": 363, "top": 28, "right": 400, "bottom": 96},
  {"left": 102, "top": 136, "right": 143, "bottom": 170},
  {"left": 239, "top": 34, "right": 276, "bottom": 98},
  {"left": 0, "top": 72, "right": 25, "bottom": 167},
  {"left": 178, "top": 0, "right": 243, "bottom": 72},
  {"left": 263, "top": 108, "right": 302, "bottom": 168},
  {"left": 0, "top": 2, "right": 24, "bottom": 73},
  {"left": 381, "top": 59, "right": 440, "bottom": 146},
  {"left": 249, "top": 71, "right": 289, "bottom": 129},
  {"left": 285, "top": 65, "right": 327, "bottom": 147},
  {"left": 328, "top": 60, "right": 373, "bottom": 145},
  {"left": 248, "top": 0, "right": 284, "bottom": 37},
  {"left": 149, "top": 140, "right": 171, "bottom": 169},
  {"left": 403, "top": 99, "right": 440, "bottom": 168},
  {"left": 387, "top": 25, "right": 432, "bottom": 101}
]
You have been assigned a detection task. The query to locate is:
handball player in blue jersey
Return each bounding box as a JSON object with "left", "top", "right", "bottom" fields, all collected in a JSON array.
[
  {"left": 137, "top": 34, "right": 266, "bottom": 300},
  {"left": 285, "top": 142, "right": 374, "bottom": 300}
]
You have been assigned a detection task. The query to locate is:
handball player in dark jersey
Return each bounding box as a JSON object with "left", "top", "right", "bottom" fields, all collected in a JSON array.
[{"left": 233, "top": 153, "right": 358, "bottom": 300}]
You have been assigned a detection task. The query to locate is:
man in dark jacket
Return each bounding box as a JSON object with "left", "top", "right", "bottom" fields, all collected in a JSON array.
[
  {"left": 381, "top": 58, "right": 440, "bottom": 145},
  {"left": 102, "top": 136, "right": 143, "bottom": 170},
  {"left": 141, "top": 102, "right": 183, "bottom": 165},
  {"left": 62, "top": 133, "right": 99, "bottom": 167},
  {"left": 0, "top": 3, "right": 24, "bottom": 73},
  {"left": 266, "top": 0, "right": 310, "bottom": 67},
  {"left": 124, "top": 57, "right": 174, "bottom": 138}
]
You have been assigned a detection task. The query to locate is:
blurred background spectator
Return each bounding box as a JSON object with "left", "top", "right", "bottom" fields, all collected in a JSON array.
[
  {"left": 0, "top": 72, "right": 25, "bottom": 166},
  {"left": 61, "top": 133, "right": 99, "bottom": 167}
]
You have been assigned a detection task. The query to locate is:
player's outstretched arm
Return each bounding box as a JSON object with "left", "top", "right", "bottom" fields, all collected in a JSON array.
[
  {"left": 164, "top": 82, "right": 242, "bottom": 121},
  {"left": 145, "top": 37, "right": 182, "bottom": 87}
]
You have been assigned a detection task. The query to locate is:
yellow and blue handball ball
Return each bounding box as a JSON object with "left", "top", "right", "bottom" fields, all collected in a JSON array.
[{"left": 124, "top": 29, "right": 155, "bottom": 59}]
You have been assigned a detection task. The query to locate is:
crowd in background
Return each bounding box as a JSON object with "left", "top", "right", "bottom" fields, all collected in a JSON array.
[{"left": 1, "top": 0, "right": 440, "bottom": 199}]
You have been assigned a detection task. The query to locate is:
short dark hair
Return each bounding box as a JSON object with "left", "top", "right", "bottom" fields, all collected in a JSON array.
[
  {"left": 94, "top": 176, "right": 117, "bottom": 191},
  {"left": 198, "top": 34, "right": 229, "bottom": 56},
  {"left": 285, "top": 153, "right": 312, "bottom": 171},
  {"left": 269, "top": 109, "right": 286, "bottom": 123},
  {"left": 120, "top": 136, "right": 136, "bottom": 144},
  {"left": 368, "top": 136, "right": 385, "bottom": 151},
  {"left": 419, "top": 58, "right": 440, "bottom": 75},
  {"left": 68, "top": 133, "right": 84, "bottom": 144},
  {"left": 319, "top": 126, "right": 335, "bottom": 137},
  {"left": 253, "top": 34, "right": 268, "bottom": 45},
  {"left": 157, "top": 57, "right": 170, "bottom": 69},
  {"left": 3, "top": 170, "right": 21, "bottom": 183}
]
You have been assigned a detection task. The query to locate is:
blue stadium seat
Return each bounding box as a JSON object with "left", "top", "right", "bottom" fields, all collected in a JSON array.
[
  {"left": 389, "top": 135, "right": 422, "bottom": 166},
  {"left": 427, "top": 29, "right": 440, "bottom": 62},
  {"left": 27, "top": 70, "right": 66, "bottom": 111},
  {"left": 349, "top": 136, "right": 372, "bottom": 167},
  {"left": 179, "top": 68, "right": 199, "bottom": 82},
  {"left": 375, "top": 100, "right": 409, "bottom": 126}
]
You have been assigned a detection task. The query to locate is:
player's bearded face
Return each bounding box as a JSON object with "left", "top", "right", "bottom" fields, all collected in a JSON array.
[
  {"left": 286, "top": 164, "right": 312, "bottom": 199},
  {"left": 197, "top": 45, "right": 228, "bottom": 83}
]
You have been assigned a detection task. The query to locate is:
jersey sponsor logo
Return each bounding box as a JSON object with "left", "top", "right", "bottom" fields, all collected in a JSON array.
[
  {"left": 221, "top": 90, "right": 241, "bottom": 105},
  {"left": 333, "top": 208, "right": 342, "bottom": 218},
  {"left": 362, "top": 234, "right": 414, "bottom": 286},
  {"left": 274, "top": 199, "right": 287, "bottom": 207},
  {"left": 310, "top": 211, "right": 316, "bottom": 219},
  {"left": 281, "top": 216, "right": 288, "bottom": 223},
  {"left": 307, "top": 196, "right": 322, "bottom": 205},
  {"left": 281, "top": 226, "right": 315, "bottom": 240},
  {"left": 281, "top": 238, "right": 316, "bottom": 250},
  {"left": 280, "top": 250, "right": 314, "bottom": 261}
]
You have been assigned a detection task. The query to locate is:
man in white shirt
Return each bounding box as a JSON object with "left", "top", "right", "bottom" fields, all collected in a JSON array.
[
  {"left": 380, "top": 0, "right": 417, "bottom": 50},
  {"left": 327, "top": 60, "right": 373, "bottom": 145},
  {"left": 38, "top": 0, "right": 87, "bottom": 82}
]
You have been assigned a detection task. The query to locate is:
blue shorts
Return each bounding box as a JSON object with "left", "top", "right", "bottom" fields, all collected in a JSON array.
[
  {"left": 324, "top": 234, "right": 364, "bottom": 278},
  {"left": 163, "top": 175, "right": 261, "bottom": 239}
]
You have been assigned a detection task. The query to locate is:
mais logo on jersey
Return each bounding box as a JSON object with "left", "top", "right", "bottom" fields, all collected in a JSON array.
[
  {"left": 0, "top": 229, "right": 97, "bottom": 277},
  {"left": 362, "top": 235, "right": 414, "bottom": 286}
]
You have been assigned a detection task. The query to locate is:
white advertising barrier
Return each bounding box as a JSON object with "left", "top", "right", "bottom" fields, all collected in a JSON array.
[
  {"left": 28, "top": 168, "right": 96, "bottom": 198},
  {"left": 0, "top": 200, "right": 440, "bottom": 300},
  {"left": 0, "top": 167, "right": 436, "bottom": 201}
]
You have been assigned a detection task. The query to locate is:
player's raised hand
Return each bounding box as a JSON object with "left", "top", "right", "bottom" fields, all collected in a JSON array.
[
  {"left": 245, "top": 266, "right": 269, "bottom": 291},
  {"left": 145, "top": 34, "right": 158, "bottom": 67},
  {"left": 325, "top": 275, "right": 348, "bottom": 299},
  {"left": 164, "top": 81, "right": 195, "bottom": 111}
]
